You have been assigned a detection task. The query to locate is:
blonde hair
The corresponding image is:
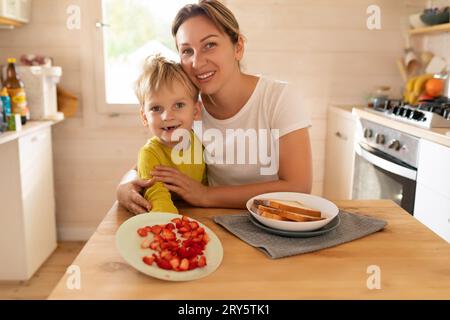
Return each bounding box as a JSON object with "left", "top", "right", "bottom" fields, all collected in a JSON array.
[
  {"left": 135, "top": 54, "right": 199, "bottom": 107},
  {"left": 172, "top": 0, "right": 241, "bottom": 46}
]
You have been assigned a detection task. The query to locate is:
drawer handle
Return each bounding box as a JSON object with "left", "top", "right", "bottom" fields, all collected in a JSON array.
[{"left": 335, "top": 131, "right": 347, "bottom": 141}]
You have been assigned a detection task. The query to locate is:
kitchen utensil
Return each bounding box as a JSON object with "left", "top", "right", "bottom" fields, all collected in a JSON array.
[
  {"left": 246, "top": 192, "right": 339, "bottom": 232},
  {"left": 116, "top": 212, "right": 223, "bottom": 281}
]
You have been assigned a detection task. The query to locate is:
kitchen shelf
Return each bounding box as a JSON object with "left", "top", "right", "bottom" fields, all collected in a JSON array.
[{"left": 409, "top": 22, "right": 450, "bottom": 35}]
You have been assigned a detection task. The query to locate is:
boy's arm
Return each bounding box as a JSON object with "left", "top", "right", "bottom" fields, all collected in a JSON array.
[{"left": 138, "top": 148, "right": 178, "bottom": 214}]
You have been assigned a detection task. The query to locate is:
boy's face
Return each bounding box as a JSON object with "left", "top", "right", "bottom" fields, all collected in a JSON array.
[{"left": 140, "top": 81, "right": 201, "bottom": 147}]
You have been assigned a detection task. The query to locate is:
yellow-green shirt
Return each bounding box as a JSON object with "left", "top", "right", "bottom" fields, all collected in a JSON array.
[{"left": 137, "top": 131, "right": 206, "bottom": 214}]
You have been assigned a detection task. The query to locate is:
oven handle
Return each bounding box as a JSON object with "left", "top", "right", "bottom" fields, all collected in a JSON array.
[{"left": 355, "top": 143, "right": 417, "bottom": 181}]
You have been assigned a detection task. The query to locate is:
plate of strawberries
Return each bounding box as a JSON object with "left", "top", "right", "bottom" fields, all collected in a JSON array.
[{"left": 116, "top": 212, "right": 223, "bottom": 281}]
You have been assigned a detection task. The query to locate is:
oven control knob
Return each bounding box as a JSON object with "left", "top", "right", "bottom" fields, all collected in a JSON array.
[
  {"left": 388, "top": 140, "right": 401, "bottom": 151},
  {"left": 364, "top": 128, "right": 373, "bottom": 138},
  {"left": 375, "top": 133, "right": 385, "bottom": 145}
]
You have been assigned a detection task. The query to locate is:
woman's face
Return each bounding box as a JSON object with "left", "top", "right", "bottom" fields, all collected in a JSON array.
[{"left": 175, "top": 15, "right": 243, "bottom": 95}]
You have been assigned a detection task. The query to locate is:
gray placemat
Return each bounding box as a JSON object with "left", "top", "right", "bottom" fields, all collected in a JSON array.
[{"left": 213, "top": 211, "right": 387, "bottom": 259}]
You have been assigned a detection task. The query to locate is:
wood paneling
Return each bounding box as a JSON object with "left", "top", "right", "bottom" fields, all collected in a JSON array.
[{"left": 0, "top": 0, "right": 423, "bottom": 240}]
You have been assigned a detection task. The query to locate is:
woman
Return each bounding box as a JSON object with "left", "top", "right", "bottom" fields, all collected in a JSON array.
[{"left": 117, "top": 0, "right": 312, "bottom": 214}]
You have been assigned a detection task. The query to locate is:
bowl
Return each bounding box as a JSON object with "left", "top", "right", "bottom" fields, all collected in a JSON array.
[
  {"left": 420, "top": 7, "right": 449, "bottom": 26},
  {"left": 246, "top": 192, "right": 339, "bottom": 232}
]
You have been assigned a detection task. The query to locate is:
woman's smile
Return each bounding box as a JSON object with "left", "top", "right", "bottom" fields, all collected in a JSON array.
[{"left": 196, "top": 71, "right": 216, "bottom": 82}]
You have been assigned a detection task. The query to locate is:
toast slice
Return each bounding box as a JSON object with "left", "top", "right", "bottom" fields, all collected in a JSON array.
[
  {"left": 252, "top": 204, "right": 289, "bottom": 221},
  {"left": 253, "top": 199, "right": 322, "bottom": 218},
  {"left": 257, "top": 205, "right": 324, "bottom": 222}
]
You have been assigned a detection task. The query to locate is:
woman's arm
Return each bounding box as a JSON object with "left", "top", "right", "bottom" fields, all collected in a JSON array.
[
  {"left": 116, "top": 167, "right": 154, "bottom": 214},
  {"left": 204, "top": 128, "right": 312, "bottom": 208},
  {"left": 152, "top": 128, "right": 312, "bottom": 209}
]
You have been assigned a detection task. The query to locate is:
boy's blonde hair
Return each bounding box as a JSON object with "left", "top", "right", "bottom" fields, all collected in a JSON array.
[{"left": 135, "top": 54, "right": 199, "bottom": 107}]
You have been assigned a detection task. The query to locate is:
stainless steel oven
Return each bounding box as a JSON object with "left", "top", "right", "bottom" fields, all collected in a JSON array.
[{"left": 352, "top": 118, "right": 419, "bottom": 215}]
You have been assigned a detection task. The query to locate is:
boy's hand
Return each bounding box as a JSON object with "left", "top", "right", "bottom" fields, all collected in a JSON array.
[
  {"left": 151, "top": 166, "right": 209, "bottom": 207},
  {"left": 116, "top": 178, "right": 153, "bottom": 215}
]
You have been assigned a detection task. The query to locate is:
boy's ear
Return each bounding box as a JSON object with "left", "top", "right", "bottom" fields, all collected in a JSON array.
[
  {"left": 193, "top": 101, "right": 202, "bottom": 120},
  {"left": 140, "top": 106, "right": 148, "bottom": 126}
]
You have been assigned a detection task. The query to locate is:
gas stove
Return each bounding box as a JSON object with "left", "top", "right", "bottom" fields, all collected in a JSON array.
[{"left": 369, "top": 98, "right": 450, "bottom": 129}]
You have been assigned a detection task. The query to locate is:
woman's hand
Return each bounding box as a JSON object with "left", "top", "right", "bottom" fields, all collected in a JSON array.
[
  {"left": 116, "top": 178, "right": 154, "bottom": 215},
  {"left": 151, "top": 166, "right": 209, "bottom": 207}
]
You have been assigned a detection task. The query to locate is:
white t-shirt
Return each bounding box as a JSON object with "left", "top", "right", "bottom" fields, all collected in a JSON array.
[{"left": 194, "top": 76, "right": 311, "bottom": 187}]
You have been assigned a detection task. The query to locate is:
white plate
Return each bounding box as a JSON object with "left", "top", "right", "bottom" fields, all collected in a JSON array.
[
  {"left": 246, "top": 192, "right": 339, "bottom": 232},
  {"left": 116, "top": 212, "right": 223, "bottom": 281}
]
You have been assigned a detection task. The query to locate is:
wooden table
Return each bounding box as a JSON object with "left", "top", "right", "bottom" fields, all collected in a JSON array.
[{"left": 48, "top": 200, "right": 450, "bottom": 299}]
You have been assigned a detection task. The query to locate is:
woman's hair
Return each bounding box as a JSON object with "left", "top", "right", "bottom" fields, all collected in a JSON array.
[
  {"left": 135, "top": 54, "right": 199, "bottom": 107},
  {"left": 172, "top": 0, "right": 241, "bottom": 46}
]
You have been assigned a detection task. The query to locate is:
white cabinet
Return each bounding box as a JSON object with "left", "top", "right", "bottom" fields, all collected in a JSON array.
[
  {"left": 323, "top": 106, "right": 356, "bottom": 200},
  {"left": 0, "top": 0, "right": 31, "bottom": 26},
  {"left": 0, "top": 124, "right": 57, "bottom": 280},
  {"left": 414, "top": 139, "right": 450, "bottom": 243}
]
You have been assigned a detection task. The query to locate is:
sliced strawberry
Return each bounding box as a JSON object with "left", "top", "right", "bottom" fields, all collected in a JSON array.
[
  {"left": 161, "top": 228, "right": 176, "bottom": 241},
  {"left": 181, "top": 231, "right": 192, "bottom": 239},
  {"left": 192, "top": 235, "right": 203, "bottom": 243},
  {"left": 169, "top": 257, "right": 180, "bottom": 270},
  {"left": 178, "top": 246, "right": 189, "bottom": 259},
  {"left": 160, "top": 241, "right": 170, "bottom": 250},
  {"left": 165, "top": 223, "right": 175, "bottom": 231},
  {"left": 188, "top": 258, "right": 198, "bottom": 270},
  {"left": 140, "top": 239, "right": 151, "bottom": 249},
  {"left": 191, "top": 230, "right": 198, "bottom": 238},
  {"left": 203, "top": 233, "right": 210, "bottom": 244},
  {"left": 142, "top": 255, "right": 155, "bottom": 266},
  {"left": 149, "top": 241, "right": 160, "bottom": 251},
  {"left": 189, "top": 221, "right": 199, "bottom": 230},
  {"left": 179, "top": 258, "right": 189, "bottom": 271},
  {"left": 178, "top": 226, "right": 190, "bottom": 233},
  {"left": 181, "top": 216, "right": 190, "bottom": 222},
  {"left": 196, "top": 227, "right": 205, "bottom": 234},
  {"left": 150, "top": 225, "right": 163, "bottom": 235},
  {"left": 156, "top": 257, "right": 173, "bottom": 270},
  {"left": 167, "top": 240, "right": 179, "bottom": 251},
  {"left": 171, "top": 218, "right": 182, "bottom": 225},
  {"left": 198, "top": 255, "right": 207, "bottom": 268},
  {"left": 153, "top": 235, "right": 162, "bottom": 242},
  {"left": 137, "top": 228, "right": 148, "bottom": 237}
]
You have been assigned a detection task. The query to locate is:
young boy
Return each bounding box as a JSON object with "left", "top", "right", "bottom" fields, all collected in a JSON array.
[{"left": 135, "top": 55, "right": 205, "bottom": 213}]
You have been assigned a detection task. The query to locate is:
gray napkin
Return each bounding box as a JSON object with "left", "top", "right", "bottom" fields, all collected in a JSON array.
[{"left": 213, "top": 211, "right": 387, "bottom": 259}]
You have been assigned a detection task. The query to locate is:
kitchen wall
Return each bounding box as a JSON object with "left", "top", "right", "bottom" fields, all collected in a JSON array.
[{"left": 0, "top": 0, "right": 422, "bottom": 240}]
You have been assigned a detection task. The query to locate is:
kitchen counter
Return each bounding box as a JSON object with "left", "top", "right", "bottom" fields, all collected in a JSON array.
[
  {"left": 48, "top": 200, "right": 450, "bottom": 299},
  {"left": 0, "top": 120, "right": 60, "bottom": 145},
  {"left": 348, "top": 106, "right": 450, "bottom": 147}
]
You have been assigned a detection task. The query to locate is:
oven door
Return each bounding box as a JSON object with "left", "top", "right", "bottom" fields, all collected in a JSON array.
[{"left": 352, "top": 142, "right": 417, "bottom": 214}]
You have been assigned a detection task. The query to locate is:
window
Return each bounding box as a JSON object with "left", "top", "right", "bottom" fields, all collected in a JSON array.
[{"left": 96, "top": 0, "right": 192, "bottom": 111}]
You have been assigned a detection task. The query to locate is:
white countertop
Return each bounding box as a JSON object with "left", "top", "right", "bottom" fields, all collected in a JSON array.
[
  {"left": 331, "top": 105, "right": 450, "bottom": 148},
  {"left": 0, "top": 120, "right": 60, "bottom": 145}
]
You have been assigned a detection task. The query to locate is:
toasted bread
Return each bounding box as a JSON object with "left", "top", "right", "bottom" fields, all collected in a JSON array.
[
  {"left": 253, "top": 199, "right": 321, "bottom": 218},
  {"left": 257, "top": 205, "right": 324, "bottom": 222},
  {"left": 259, "top": 210, "right": 290, "bottom": 221}
]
